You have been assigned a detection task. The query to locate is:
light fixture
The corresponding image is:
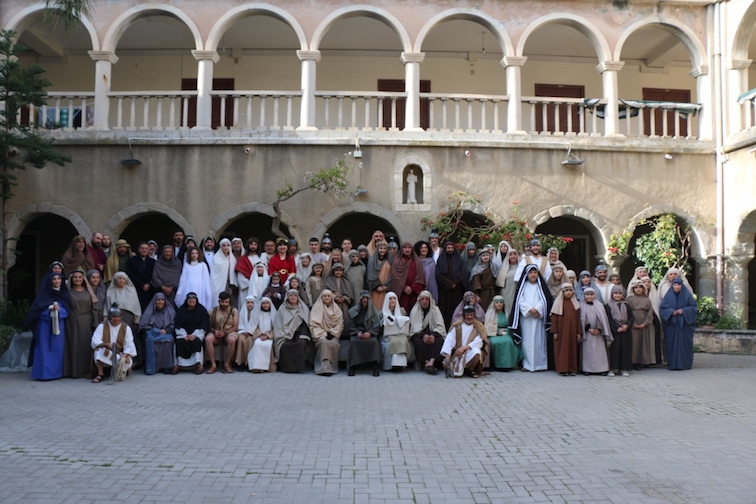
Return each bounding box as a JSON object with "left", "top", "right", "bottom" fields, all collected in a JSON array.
[
  {"left": 664, "top": 153, "right": 673, "bottom": 160},
  {"left": 120, "top": 138, "right": 142, "bottom": 167},
  {"left": 561, "top": 143, "right": 584, "bottom": 166}
]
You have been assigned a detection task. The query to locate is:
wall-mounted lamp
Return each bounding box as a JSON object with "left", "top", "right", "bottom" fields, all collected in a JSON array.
[
  {"left": 561, "top": 143, "right": 584, "bottom": 166},
  {"left": 664, "top": 153, "right": 673, "bottom": 160},
  {"left": 120, "top": 138, "right": 142, "bottom": 167}
]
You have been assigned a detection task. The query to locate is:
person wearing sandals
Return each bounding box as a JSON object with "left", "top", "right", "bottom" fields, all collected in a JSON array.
[
  {"left": 205, "top": 291, "right": 240, "bottom": 374},
  {"left": 441, "top": 304, "right": 488, "bottom": 378},
  {"left": 91, "top": 304, "right": 137, "bottom": 383},
  {"left": 174, "top": 293, "right": 210, "bottom": 374}
]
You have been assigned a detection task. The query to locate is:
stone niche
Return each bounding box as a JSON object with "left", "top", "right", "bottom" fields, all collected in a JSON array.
[{"left": 394, "top": 155, "right": 431, "bottom": 212}]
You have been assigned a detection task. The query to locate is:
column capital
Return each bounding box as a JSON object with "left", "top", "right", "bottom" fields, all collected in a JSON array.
[
  {"left": 192, "top": 50, "right": 220, "bottom": 63},
  {"left": 727, "top": 59, "right": 752, "bottom": 71},
  {"left": 689, "top": 65, "right": 709, "bottom": 78},
  {"left": 595, "top": 60, "right": 624, "bottom": 73},
  {"left": 88, "top": 50, "right": 118, "bottom": 64},
  {"left": 500, "top": 56, "right": 527, "bottom": 69},
  {"left": 401, "top": 52, "right": 425, "bottom": 65},
  {"left": 297, "top": 50, "right": 321, "bottom": 63}
]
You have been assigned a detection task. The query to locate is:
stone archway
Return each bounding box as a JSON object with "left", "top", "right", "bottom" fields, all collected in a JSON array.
[
  {"left": 533, "top": 205, "right": 609, "bottom": 257},
  {"left": 103, "top": 202, "right": 195, "bottom": 240},
  {"left": 208, "top": 202, "right": 301, "bottom": 245},
  {"left": 313, "top": 203, "right": 410, "bottom": 246}
]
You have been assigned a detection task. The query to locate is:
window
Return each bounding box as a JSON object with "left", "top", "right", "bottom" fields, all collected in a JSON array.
[
  {"left": 534, "top": 83, "right": 585, "bottom": 133},
  {"left": 377, "top": 79, "right": 431, "bottom": 130},
  {"left": 181, "top": 78, "right": 234, "bottom": 129}
]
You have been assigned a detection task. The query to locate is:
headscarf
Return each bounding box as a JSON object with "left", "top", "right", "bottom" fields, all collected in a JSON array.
[
  {"left": 211, "top": 238, "right": 237, "bottom": 300},
  {"left": 274, "top": 289, "right": 311, "bottom": 338},
  {"left": 494, "top": 243, "right": 514, "bottom": 288},
  {"left": 104, "top": 239, "right": 133, "bottom": 283},
  {"left": 324, "top": 264, "right": 355, "bottom": 303},
  {"left": 660, "top": 277, "right": 698, "bottom": 326},
  {"left": 550, "top": 282, "right": 579, "bottom": 316},
  {"left": 463, "top": 242, "right": 478, "bottom": 272},
  {"left": 348, "top": 290, "right": 380, "bottom": 325},
  {"left": 177, "top": 235, "right": 198, "bottom": 263},
  {"left": 579, "top": 287, "right": 613, "bottom": 343},
  {"left": 86, "top": 269, "right": 107, "bottom": 309},
  {"left": 508, "top": 264, "right": 553, "bottom": 345},
  {"left": 451, "top": 290, "right": 486, "bottom": 323},
  {"left": 491, "top": 240, "right": 511, "bottom": 270},
  {"left": 151, "top": 244, "right": 182, "bottom": 292},
  {"left": 658, "top": 267, "right": 694, "bottom": 300},
  {"left": 68, "top": 270, "right": 98, "bottom": 304},
  {"left": 484, "top": 294, "right": 508, "bottom": 336},
  {"left": 24, "top": 272, "right": 71, "bottom": 330},
  {"left": 251, "top": 262, "right": 270, "bottom": 300},
  {"left": 61, "top": 235, "right": 95, "bottom": 277},
  {"left": 389, "top": 241, "right": 425, "bottom": 295},
  {"left": 366, "top": 242, "right": 393, "bottom": 284},
  {"left": 409, "top": 290, "right": 446, "bottom": 335},
  {"left": 255, "top": 296, "right": 277, "bottom": 334},
  {"left": 139, "top": 292, "right": 176, "bottom": 331},
  {"left": 239, "top": 296, "right": 258, "bottom": 333},
  {"left": 106, "top": 271, "right": 142, "bottom": 321},
  {"left": 566, "top": 269, "right": 577, "bottom": 287},
  {"left": 469, "top": 249, "right": 500, "bottom": 281},
  {"left": 436, "top": 241, "right": 469, "bottom": 291},
  {"left": 296, "top": 252, "right": 314, "bottom": 282},
  {"left": 174, "top": 294, "right": 210, "bottom": 334},
  {"left": 607, "top": 284, "right": 629, "bottom": 324},
  {"left": 546, "top": 247, "right": 560, "bottom": 266},
  {"left": 546, "top": 261, "right": 567, "bottom": 298},
  {"left": 309, "top": 289, "right": 344, "bottom": 338},
  {"left": 357, "top": 244, "right": 370, "bottom": 266},
  {"left": 381, "top": 292, "right": 410, "bottom": 335}
]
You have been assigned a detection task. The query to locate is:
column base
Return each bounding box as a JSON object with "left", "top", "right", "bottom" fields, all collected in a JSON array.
[{"left": 295, "top": 126, "right": 319, "bottom": 131}]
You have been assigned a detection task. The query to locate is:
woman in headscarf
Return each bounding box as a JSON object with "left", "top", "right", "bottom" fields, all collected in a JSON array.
[
  {"left": 174, "top": 292, "right": 210, "bottom": 373},
  {"left": 323, "top": 263, "right": 354, "bottom": 321},
  {"left": 321, "top": 247, "right": 343, "bottom": 283},
  {"left": 247, "top": 297, "right": 278, "bottom": 372},
  {"left": 451, "top": 291, "right": 486, "bottom": 324},
  {"left": 344, "top": 249, "right": 366, "bottom": 295},
  {"left": 414, "top": 241, "right": 438, "bottom": 302},
  {"left": 366, "top": 241, "right": 393, "bottom": 310},
  {"left": 27, "top": 272, "right": 70, "bottom": 380},
  {"left": 309, "top": 289, "right": 343, "bottom": 376},
  {"left": 305, "top": 263, "right": 324, "bottom": 308},
  {"left": 463, "top": 242, "right": 478, "bottom": 276},
  {"left": 86, "top": 269, "right": 106, "bottom": 327},
  {"left": 409, "top": 290, "right": 447, "bottom": 374},
  {"left": 491, "top": 240, "right": 510, "bottom": 271},
  {"left": 357, "top": 244, "right": 370, "bottom": 266},
  {"left": 150, "top": 244, "right": 183, "bottom": 305},
  {"left": 64, "top": 271, "right": 97, "bottom": 378},
  {"left": 250, "top": 262, "right": 270, "bottom": 302},
  {"left": 273, "top": 289, "right": 314, "bottom": 373},
  {"left": 639, "top": 275, "right": 664, "bottom": 363},
  {"left": 469, "top": 248, "right": 499, "bottom": 311},
  {"left": 177, "top": 235, "right": 199, "bottom": 265},
  {"left": 509, "top": 264, "right": 553, "bottom": 372},
  {"left": 236, "top": 295, "right": 257, "bottom": 370},
  {"left": 435, "top": 241, "right": 468, "bottom": 327},
  {"left": 287, "top": 275, "right": 310, "bottom": 308},
  {"left": 175, "top": 246, "right": 213, "bottom": 310},
  {"left": 211, "top": 238, "right": 237, "bottom": 307},
  {"left": 626, "top": 279, "right": 656, "bottom": 369},
  {"left": 380, "top": 292, "right": 412, "bottom": 371},
  {"left": 579, "top": 287, "right": 613, "bottom": 375},
  {"left": 104, "top": 271, "right": 141, "bottom": 333},
  {"left": 605, "top": 284, "right": 634, "bottom": 377},
  {"left": 546, "top": 261, "right": 567, "bottom": 299},
  {"left": 345, "top": 290, "right": 382, "bottom": 376},
  {"left": 138, "top": 292, "right": 176, "bottom": 375},
  {"left": 657, "top": 267, "right": 694, "bottom": 300},
  {"left": 574, "top": 270, "right": 594, "bottom": 302},
  {"left": 659, "top": 277, "right": 697, "bottom": 370},
  {"left": 296, "top": 252, "right": 313, "bottom": 283},
  {"left": 565, "top": 270, "right": 577, "bottom": 289},
  {"left": 546, "top": 247, "right": 560, "bottom": 267},
  {"left": 61, "top": 235, "right": 95, "bottom": 277},
  {"left": 485, "top": 295, "right": 521, "bottom": 371},
  {"left": 549, "top": 283, "right": 580, "bottom": 376}
]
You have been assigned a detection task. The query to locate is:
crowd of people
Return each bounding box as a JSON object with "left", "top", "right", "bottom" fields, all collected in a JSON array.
[{"left": 24, "top": 228, "right": 699, "bottom": 382}]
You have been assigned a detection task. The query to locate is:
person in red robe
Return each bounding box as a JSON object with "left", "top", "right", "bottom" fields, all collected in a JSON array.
[
  {"left": 389, "top": 242, "right": 425, "bottom": 314},
  {"left": 268, "top": 238, "right": 296, "bottom": 285}
]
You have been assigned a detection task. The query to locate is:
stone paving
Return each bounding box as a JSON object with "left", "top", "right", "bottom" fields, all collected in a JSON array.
[{"left": 2, "top": 353, "right": 756, "bottom": 504}]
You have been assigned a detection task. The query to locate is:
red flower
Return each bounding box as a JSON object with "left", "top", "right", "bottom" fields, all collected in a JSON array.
[
  {"left": 563, "top": 237, "right": 573, "bottom": 243},
  {"left": 525, "top": 233, "right": 532, "bottom": 240},
  {"left": 455, "top": 243, "right": 466, "bottom": 250}
]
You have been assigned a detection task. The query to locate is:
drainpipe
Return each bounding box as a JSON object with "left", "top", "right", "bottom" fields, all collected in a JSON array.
[{"left": 711, "top": 0, "right": 725, "bottom": 309}]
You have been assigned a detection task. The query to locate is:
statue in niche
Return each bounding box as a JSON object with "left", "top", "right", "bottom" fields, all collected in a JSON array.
[{"left": 405, "top": 169, "right": 418, "bottom": 204}]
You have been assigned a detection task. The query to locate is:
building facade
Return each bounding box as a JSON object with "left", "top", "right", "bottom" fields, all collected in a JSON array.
[{"left": 1, "top": 0, "right": 755, "bottom": 325}]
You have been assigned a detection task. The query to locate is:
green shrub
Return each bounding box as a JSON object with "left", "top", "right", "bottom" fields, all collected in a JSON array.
[
  {"left": 715, "top": 308, "right": 743, "bottom": 330},
  {"left": 0, "top": 324, "right": 16, "bottom": 356},
  {"left": 0, "top": 298, "right": 29, "bottom": 329},
  {"left": 696, "top": 296, "right": 720, "bottom": 326}
]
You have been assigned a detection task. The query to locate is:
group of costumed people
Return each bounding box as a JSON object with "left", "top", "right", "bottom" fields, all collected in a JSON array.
[{"left": 24, "top": 230, "right": 697, "bottom": 382}]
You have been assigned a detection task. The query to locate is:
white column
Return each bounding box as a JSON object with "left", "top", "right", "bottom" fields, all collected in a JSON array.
[
  {"left": 500, "top": 56, "right": 527, "bottom": 134},
  {"left": 727, "top": 60, "right": 752, "bottom": 136},
  {"left": 191, "top": 50, "right": 219, "bottom": 131},
  {"left": 297, "top": 50, "right": 320, "bottom": 131},
  {"left": 691, "top": 65, "right": 711, "bottom": 140},
  {"left": 725, "top": 254, "right": 753, "bottom": 324},
  {"left": 596, "top": 60, "right": 625, "bottom": 138},
  {"left": 88, "top": 50, "right": 118, "bottom": 130},
  {"left": 401, "top": 52, "right": 425, "bottom": 131}
]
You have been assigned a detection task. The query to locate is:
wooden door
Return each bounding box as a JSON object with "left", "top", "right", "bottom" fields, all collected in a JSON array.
[
  {"left": 642, "top": 88, "right": 690, "bottom": 136},
  {"left": 534, "top": 84, "right": 585, "bottom": 133},
  {"left": 377, "top": 79, "right": 430, "bottom": 130},
  {"left": 181, "top": 78, "right": 234, "bottom": 129}
]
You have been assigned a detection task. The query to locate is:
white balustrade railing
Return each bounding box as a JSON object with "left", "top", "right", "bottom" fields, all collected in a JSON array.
[
  {"left": 619, "top": 100, "right": 699, "bottom": 139},
  {"left": 739, "top": 95, "right": 756, "bottom": 132},
  {"left": 522, "top": 97, "right": 600, "bottom": 136},
  {"left": 422, "top": 93, "right": 508, "bottom": 133},
  {"left": 19, "top": 92, "right": 95, "bottom": 130},
  {"left": 210, "top": 91, "right": 301, "bottom": 130},
  {"left": 108, "top": 91, "right": 197, "bottom": 130},
  {"left": 315, "top": 91, "right": 405, "bottom": 130}
]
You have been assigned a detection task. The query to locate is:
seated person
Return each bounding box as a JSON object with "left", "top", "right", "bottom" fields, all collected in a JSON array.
[
  {"left": 309, "top": 289, "right": 343, "bottom": 376},
  {"left": 262, "top": 271, "right": 286, "bottom": 309},
  {"left": 346, "top": 290, "right": 382, "bottom": 377},
  {"left": 273, "top": 289, "right": 314, "bottom": 373},
  {"left": 91, "top": 304, "right": 137, "bottom": 383},
  {"left": 409, "top": 291, "right": 447, "bottom": 375},
  {"left": 138, "top": 292, "right": 177, "bottom": 375},
  {"left": 441, "top": 304, "right": 488, "bottom": 378},
  {"left": 174, "top": 292, "right": 210, "bottom": 374},
  {"left": 247, "top": 297, "right": 277, "bottom": 373},
  {"left": 205, "top": 291, "right": 239, "bottom": 374},
  {"left": 380, "top": 292, "right": 411, "bottom": 371}
]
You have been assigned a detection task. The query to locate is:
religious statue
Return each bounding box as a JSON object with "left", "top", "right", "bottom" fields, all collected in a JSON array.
[{"left": 405, "top": 169, "right": 418, "bottom": 204}]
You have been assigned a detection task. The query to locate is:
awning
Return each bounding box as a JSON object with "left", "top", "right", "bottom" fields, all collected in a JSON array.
[
  {"left": 738, "top": 88, "right": 756, "bottom": 103},
  {"left": 582, "top": 99, "right": 701, "bottom": 119}
]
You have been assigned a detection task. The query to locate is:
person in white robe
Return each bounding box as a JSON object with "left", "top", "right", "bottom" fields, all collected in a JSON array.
[
  {"left": 91, "top": 305, "right": 137, "bottom": 382},
  {"left": 247, "top": 296, "right": 277, "bottom": 372},
  {"left": 210, "top": 238, "right": 237, "bottom": 307},
  {"left": 441, "top": 304, "right": 488, "bottom": 378},
  {"left": 514, "top": 238, "right": 552, "bottom": 283},
  {"left": 380, "top": 292, "right": 412, "bottom": 371},
  {"left": 175, "top": 247, "right": 213, "bottom": 310},
  {"left": 250, "top": 262, "right": 270, "bottom": 302},
  {"left": 509, "top": 264, "right": 553, "bottom": 372}
]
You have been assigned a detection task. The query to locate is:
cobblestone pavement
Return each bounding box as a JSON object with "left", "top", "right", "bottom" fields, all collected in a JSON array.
[{"left": 2, "top": 353, "right": 756, "bottom": 504}]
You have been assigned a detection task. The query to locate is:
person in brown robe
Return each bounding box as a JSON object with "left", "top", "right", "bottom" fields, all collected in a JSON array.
[
  {"left": 366, "top": 242, "right": 393, "bottom": 310},
  {"left": 469, "top": 249, "right": 497, "bottom": 311},
  {"left": 64, "top": 271, "right": 98, "bottom": 378},
  {"left": 549, "top": 283, "right": 580, "bottom": 376},
  {"left": 323, "top": 263, "right": 354, "bottom": 323},
  {"left": 389, "top": 242, "right": 425, "bottom": 314},
  {"left": 61, "top": 235, "right": 95, "bottom": 278},
  {"left": 627, "top": 281, "right": 656, "bottom": 369},
  {"left": 605, "top": 284, "right": 635, "bottom": 376}
]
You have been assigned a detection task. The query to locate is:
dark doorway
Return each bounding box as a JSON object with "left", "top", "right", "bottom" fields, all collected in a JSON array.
[
  {"left": 378, "top": 79, "right": 430, "bottom": 130},
  {"left": 8, "top": 215, "right": 78, "bottom": 304},
  {"left": 182, "top": 78, "right": 235, "bottom": 129},
  {"left": 326, "top": 214, "right": 399, "bottom": 248},
  {"left": 748, "top": 238, "right": 756, "bottom": 329},
  {"left": 535, "top": 83, "right": 585, "bottom": 133},
  {"left": 220, "top": 213, "right": 290, "bottom": 245},
  {"left": 119, "top": 214, "right": 182, "bottom": 250},
  {"left": 642, "top": 88, "right": 691, "bottom": 136},
  {"left": 535, "top": 217, "right": 598, "bottom": 275}
]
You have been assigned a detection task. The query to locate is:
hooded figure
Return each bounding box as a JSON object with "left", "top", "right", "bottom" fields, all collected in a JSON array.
[
  {"left": 435, "top": 241, "right": 468, "bottom": 327},
  {"left": 27, "top": 272, "right": 71, "bottom": 380},
  {"left": 345, "top": 290, "right": 382, "bottom": 376},
  {"left": 485, "top": 294, "right": 522, "bottom": 370},
  {"left": 509, "top": 264, "right": 553, "bottom": 372},
  {"left": 138, "top": 292, "right": 176, "bottom": 375},
  {"left": 659, "top": 277, "right": 697, "bottom": 370},
  {"left": 273, "top": 289, "right": 314, "bottom": 373},
  {"left": 579, "top": 287, "right": 613, "bottom": 374}
]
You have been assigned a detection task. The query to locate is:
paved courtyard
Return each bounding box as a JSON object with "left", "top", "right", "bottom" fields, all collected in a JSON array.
[{"left": 1, "top": 353, "right": 756, "bottom": 504}]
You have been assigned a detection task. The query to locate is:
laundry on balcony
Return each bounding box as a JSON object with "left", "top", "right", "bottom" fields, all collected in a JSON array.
[
  {"left": 737, "top": 88, "right": 756, "bottom": 103},
  {"left": 581, "top": 98, "right": 702, "bottom": 119}
]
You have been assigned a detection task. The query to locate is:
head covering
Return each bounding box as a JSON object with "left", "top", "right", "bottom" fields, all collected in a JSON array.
[
  {"left": 108, "top": 303, "right": 122, "bottom": 318},
  {"left": 381, "top": 292, "right": 410, "bottom": 334},
  {"left": 104, "top": 239, "right": 134, "bottom": 283},
  {"left": 274, "top": 288, "right": 311, "bottom": 343},
  {"left": 24, "top": 272, "right": 71, "bottom": 330},
  {"left": 239, "top": 296, "right": 257, "bottom": 333},
  {"left": 409, "top": 290, "right": 446, "bottom": 335},
  {"left": 349, "top": 290, "right": 379, "bottom": 323},
  {"left": 61, "top": 235, "right": 95, "bottom": 277},
  {"left": 296, "top": 252, "right": 314, "bottom": 282},
  {"left": 451, "top": 290, "right": 486, "bottom": 323},
  {"left": 594, "top": 260, "right": 608, "bottom": 274},
  {"left": 139, "top": 292, "right": 176, "bottom": 331},
  {"left": 484, "top": 294, "right": 507, "bottom": 336},
  {"left": 366, "top": 241, "right": 393, "bottom": 284},
  {"left": 174, "top": 293, "right": 210, "bottom": 334},
  {"left": 550, "top": 282, "right": 579, "bottom": 316},
  {"left": 546, "top": 261, "right": 567, "bottom": 298},
  {"left": 211, "top": 238, "right": 237, "bottom": 301},
  {"left": 309, "top": 289, "right": 344, "bottom": 339},
  {"left": 106, "top": 271, "right": 142, "bottom": 321},
  {"left": 86, "top": 269, "right": 107, "bottom": 308},
  {"left": 152, "top": 244, "right": 183, "bottom": 293},
  {"left": 607, "top": 284, "right": 629, "bottom": 324},
  {"left": 580, "top": 291, "right": 613, "bottom": 343},
  {"left": 254, "top": 296, "right": 278, "bottom": 334},
  {"left": 462, "top": 304, "right": 475, "bottom": 314},
  {"left": 463, "top": 242, "right": 478, "bottom": 271},
  {"left": 658, "top": 267, "right": 694, "bottom": 300},
  {"left": 491, "top": 240, "right": 511, "bottom": 269},
  {"left": 546, "top": 247, "right": 560, "bottom": 265},
  {"left": 389, "top": 241, "right": 425, "bottom": 296},
  {"left": 68, "top": 270, "right": 98, "bottom": 304},
  {"left": 508, "top": 264, "right": 553, "bottom": 345},
  {"left": 469, "top": 249, "right": 500, "bottom": 281}
]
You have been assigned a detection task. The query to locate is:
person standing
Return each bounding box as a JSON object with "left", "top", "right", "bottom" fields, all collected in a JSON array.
[
  {"left": 27, "top": 272, "right": 70, "bottom": 380},
  {"left": 435, "top": 241, "right": 467, "bottom": 328},
  {"left": 660, "top": 277, "right": 697, "bottom": 370},
  {"left": 509, "top": 264, "right": 552, "bottom": 372}
]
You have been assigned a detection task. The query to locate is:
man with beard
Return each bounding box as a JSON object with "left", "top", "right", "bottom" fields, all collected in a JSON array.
[
  {"left": 435, "top": 241, "right": 468, "bottom": 327},
  {"left": 101, "top": 234, "right": 113, "bottom": 259},
  {"left": 147, "top": 240, "right": 159, "bottom": 259},
  {"left": 409, "top": 291, "right": 447, "bottom": 374},
  {"left": 592, "top": 261, "right": 611, "bottom": 304},
  {"left": 172, "top": 228, "right": 185, "bottom": 257},
  {"left": 104, "top": 239, "right": 134, "bottom": 283},
  {"left": 515, "top": 238, "right": 551, "bottom": 283},
  {"left": 321, "top": 233, "right": 333, "bottom": 259},
  {"left": 441, "top": 304, "right": 488, "bottom": 378},
  {"left": 87, "top": 232, "right": 107, "bottom": 272},
  {"left": 126, "top": 241, "right": 156, "bottom": 311},
  {"left": 202, "top": 236, "right": 216, "bottom": 264},
  {"left": 235, "top": 237, "right": 264, "bottom": 310},
  {"left": 390, "top": 242, "right": 425, "bottom": 314},
  {"left": 205, "top": 291, "right": 239, "bottom": 374}
]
